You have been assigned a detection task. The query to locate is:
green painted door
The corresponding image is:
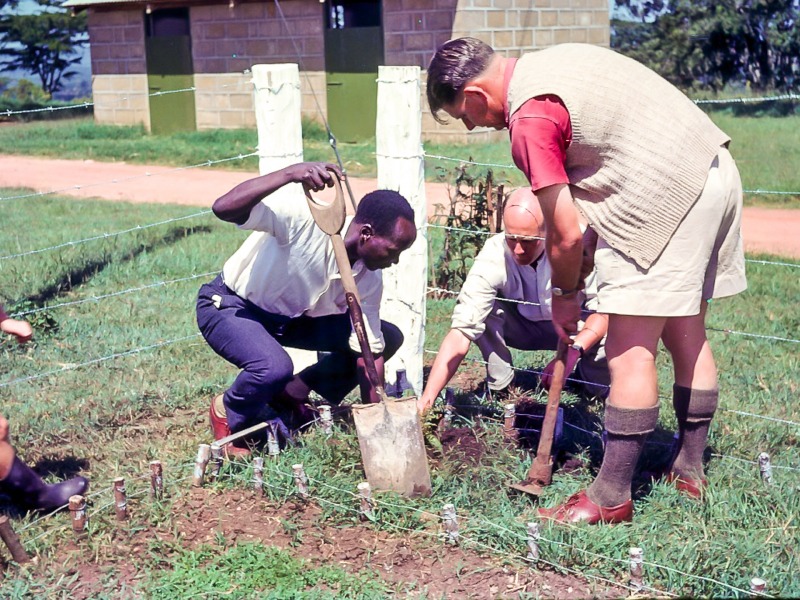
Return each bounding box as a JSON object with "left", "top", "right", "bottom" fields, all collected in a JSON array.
[
  {"left": 324, "top": 1, "right": 384, "bottom": 143},
  {"left": 145, "top": 8, "right": 196, "bottom": 135}
]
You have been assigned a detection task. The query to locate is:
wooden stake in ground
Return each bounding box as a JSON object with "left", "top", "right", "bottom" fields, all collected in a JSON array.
[
  {"left": 629, "top": 547, "right": 644, "bottom": 593},
  {"left": 113, "top": 477, "right": 128, "bottom": 521},
  {"left": 503, "top": 403, "right": 517, "bottom": 442},
  {"left": 441, "top": 503, "right": 459, "bottom": 545},
  {"left": 318, "top": 405, "right": 333, "bottom": 435},
  {"left": 358, "top": 482, "right": 374, "bottom": 521},
  {"left": 253, "top": 457, "right": 264, "bottom": 495},
  {"left": 150, "top": 461, "right": 163, "bottom": 500},
  {"left": 441, "top": 388, "right": 456, "bottom": 431},
  {"left": 0, "top": 515, "right": 29, "bottom": 563},
  {"left": 758, "top": 452, "right": 772, "bottom": 484},
  {"left": 209, "top": 444, "right": 223, "bottom": 481},
  {"left": 69, "top": 495, "right": 87, "bottom": 534},
  {"left": 193, "top": 444, "right": 212, "bottom": 487},
  {"left": 750, "top": 577, "right": 767, "bottom": 596},
  {"left": 292, "top": 463, "right": 309, "bottom": 499},
  {"left": 526, "top": 522, "right": 540, "bottom": 562},
  {"left": 266, "top": 425, "right": 280, "bottom": 459}
]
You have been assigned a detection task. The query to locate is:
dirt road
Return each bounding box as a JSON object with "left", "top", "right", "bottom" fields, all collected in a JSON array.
[{"left": 2, "top": 154, "right": 799, "bottom": 259}]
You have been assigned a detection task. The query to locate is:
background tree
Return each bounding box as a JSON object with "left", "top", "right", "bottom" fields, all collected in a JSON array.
[
  {"left": 612, "top": 0, "right": 800, "bottom": 93},
  {"left": 0, "top": 0, "right": 87, "bottom": 97}
]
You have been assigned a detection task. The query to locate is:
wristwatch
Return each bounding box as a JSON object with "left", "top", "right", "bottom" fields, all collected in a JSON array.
[
  {"left": 551, "top": 286, "right": 578, "bottom": 297},
  {"left": 570, "top": 341, "right": 585, "bottom": 357}
]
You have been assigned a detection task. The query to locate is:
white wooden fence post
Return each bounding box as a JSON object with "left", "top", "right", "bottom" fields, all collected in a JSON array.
[
  {"left": 251, "top": 63, "right": 316, "bottom": 374},
  {"left": 251, "top": 63, "right": 303, "bottom": 179},
  {"left": 376, "top": 65, "right": 427, "bottom": 395}
]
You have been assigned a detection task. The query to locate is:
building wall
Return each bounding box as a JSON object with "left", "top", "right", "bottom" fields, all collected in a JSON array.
[
  {"left": 191, "top": 1, "right": 325, "bottom": 129},
  {"left": 419, "top": 0, "right": 611, "bottom": 142},
  {"left": 91, "top": 73, "right": 150, "bottom": 129},
  {"left": 190, "top": 1, "right": 324, "bottom": 73},
  {"left": 194, "top": 71, "right": 326, "bottom": 131},
  {"left": 87, "top": 9, "right": 146, "bottom": 76},
  {"left": 382, "top": 0, "right": 459, "bottom": 70},
  {"left": 84, "top": 0, "right": 609, "bottom": 142}
]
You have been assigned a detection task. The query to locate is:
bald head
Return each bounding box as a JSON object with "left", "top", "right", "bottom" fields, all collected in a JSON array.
[
  {"left": 504, "top": 188, "right": 544, "bottom": 235},
  {"left": 503, "top": 188, "right": 545, "bottom": 266}
]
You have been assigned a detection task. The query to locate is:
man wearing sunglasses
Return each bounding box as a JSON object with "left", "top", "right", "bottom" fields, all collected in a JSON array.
[{"left": 417, "top": 188, "right": 609, "bottom": 414}]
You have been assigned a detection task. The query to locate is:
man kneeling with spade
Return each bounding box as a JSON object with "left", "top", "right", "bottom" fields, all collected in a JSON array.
[{"left": 196, "top": 162, "right": 416, "bottom": 457}]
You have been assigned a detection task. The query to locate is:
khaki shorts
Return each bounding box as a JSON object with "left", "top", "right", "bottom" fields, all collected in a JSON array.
[{"left": 595, "top": 147, "right": 747, "bottom": 317}]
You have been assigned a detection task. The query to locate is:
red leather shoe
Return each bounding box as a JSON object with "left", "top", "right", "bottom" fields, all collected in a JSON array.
[
  {"left": 665, "top": 471, "right": 707, "bottom": 499},
  {"left": 538, "top": 490, "right": 633, "bottom": 525},
  {"left": 209, "top": 395, "right": 251, "bottom": 459}
]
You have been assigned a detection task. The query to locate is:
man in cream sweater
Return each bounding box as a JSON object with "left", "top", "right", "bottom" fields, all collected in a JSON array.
[{"left": 426, "top": 39, "right": 746, "bottom": 524}]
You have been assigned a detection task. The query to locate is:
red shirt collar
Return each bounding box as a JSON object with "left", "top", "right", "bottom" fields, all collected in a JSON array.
[{"left": 503, "top": 57, "right": 518, "bottom": 126}]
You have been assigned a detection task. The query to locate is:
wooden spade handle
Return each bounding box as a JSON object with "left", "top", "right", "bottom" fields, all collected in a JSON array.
[
  {"left": 527, "top": 340, "right": 568, "bottom": 486},
  {"left": 345, "top": 292, "right": 385, "bottom": 398},
  {"left": 303, "top": 167, "right": 346, "bottom": 236},
  {"left": 327, "top": 219, "right": 387, "bottom": 402}
]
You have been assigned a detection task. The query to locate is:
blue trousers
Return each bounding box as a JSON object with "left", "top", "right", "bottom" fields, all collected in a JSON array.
[{"left": 196, "top": 275, "right": 403, "bottom": 432}]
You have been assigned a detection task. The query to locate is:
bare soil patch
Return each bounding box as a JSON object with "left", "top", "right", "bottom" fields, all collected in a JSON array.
[
  {"left": 5, "top": 412, "right": 624, "bottom": 599},
  {"left": 54, "top": 487, "right": 623, "bottom": 599}
]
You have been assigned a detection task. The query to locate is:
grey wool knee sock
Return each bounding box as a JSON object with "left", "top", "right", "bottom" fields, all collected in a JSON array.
[
  {"left": 587, "top": 404, "right": 660, "bottom": 507},
  {"left": 671, "top": 385, "right": 718, "bottom": 480}
]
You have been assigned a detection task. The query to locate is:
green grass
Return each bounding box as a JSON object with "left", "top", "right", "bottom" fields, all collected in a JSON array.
[
  {"left": 144, "top": 543, "right": 388, "bottom": 598},
  {"left": 0, "top": 193, "right": 798, "bottom": 597},
  {"left": 1, "top": 114, "right": 799, "bottom": 207}
]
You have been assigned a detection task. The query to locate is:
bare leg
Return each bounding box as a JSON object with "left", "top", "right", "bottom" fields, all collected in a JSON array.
[
  {"left": 661, "top": 303, "right": 717, "bottom": 389},
  {"left": 587, "top": 315, "right": 664, "bottom": 506},
  {"left": 605, "top": 315, "right": 665, "bottom": 410},
  {"left": 540, "top": 315, "right": 665, "bottom": 522},
  {"left": 661, "top": 305, "right": 718, "bottom": 484}
]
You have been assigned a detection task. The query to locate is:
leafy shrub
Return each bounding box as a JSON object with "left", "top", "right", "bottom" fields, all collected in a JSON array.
[{"left": 429, "top": 162, "right": 509, "bottom": 296}]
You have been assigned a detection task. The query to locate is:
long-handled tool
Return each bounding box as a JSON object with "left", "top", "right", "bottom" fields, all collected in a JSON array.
[
  {"left": 509, "top": 340, "right": 568, "bottom": 496},
  {"left": 304, "top": 170, "right": 432, "bottom": 497}
]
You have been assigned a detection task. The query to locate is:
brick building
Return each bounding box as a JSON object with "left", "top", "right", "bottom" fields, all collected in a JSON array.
[{"left": 62, "top": 0, "right": 609, "bottom": 141}]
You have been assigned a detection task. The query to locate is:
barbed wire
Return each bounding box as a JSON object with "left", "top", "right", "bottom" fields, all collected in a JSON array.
[
  {"left": 424, "top": 287, "right": 799, "bottom": 345},
  {"left": 0, "top": 152, "right": 257, "bottom": 203},
  {"left": 706, "top": 326, "right": 800, "bottom": 344},
  {"left": 422, "top": 151, "right": 800, "bottom": 198},
  {"left": 0, "top": 333, "right": 200, "bottom": 389},
  {"left": 9, "top": 272, "right": 217, "bottom": 318},
  {"left": 428, "top": 349, "right": 800, "bottom": 434},
  {"left": 219, "top": 454, "right": 777, "bottom": 597},
  {"left": 0, "top": 210, "right": 213, "bottom": 261},
  {"left": 4, "top": 88, "right": 796, "bottom": 119},
  {"left": 745, "top": 258, "right": 800, "bottom": 268},
  {"left": 715, "top": 409, "right": 800, "bottom": 429},
  {"left": 0, "top": 158, "right": 794, "bottom": 272},
  {"left": 1, "top": 79, "right": 254, "bottom": 118},
  {"left": 426, "top": 222, "right": 797, "bottom": 270},
  {"left": 0, "top": 59, "right": 793, "bottom": 598},
  {"left": 20, "top": 469, "right": 196, "bottom": 551},
  {"left": 3, "top": 101, "right": 93, "bottom": 118},
  {"left": 219, "top": 464, "right": 645, "bottom": 595},
  {"left": 711, "top": 453, "right": 800, "bottom": 473},
  {"left": 694, "top": 93, "right": 800, "bottom": 105}
]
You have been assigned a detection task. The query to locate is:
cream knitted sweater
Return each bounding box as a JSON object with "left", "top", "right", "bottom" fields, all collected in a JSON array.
[{"left": 508, "top": 44, "right": 730, "bottom": 268}]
